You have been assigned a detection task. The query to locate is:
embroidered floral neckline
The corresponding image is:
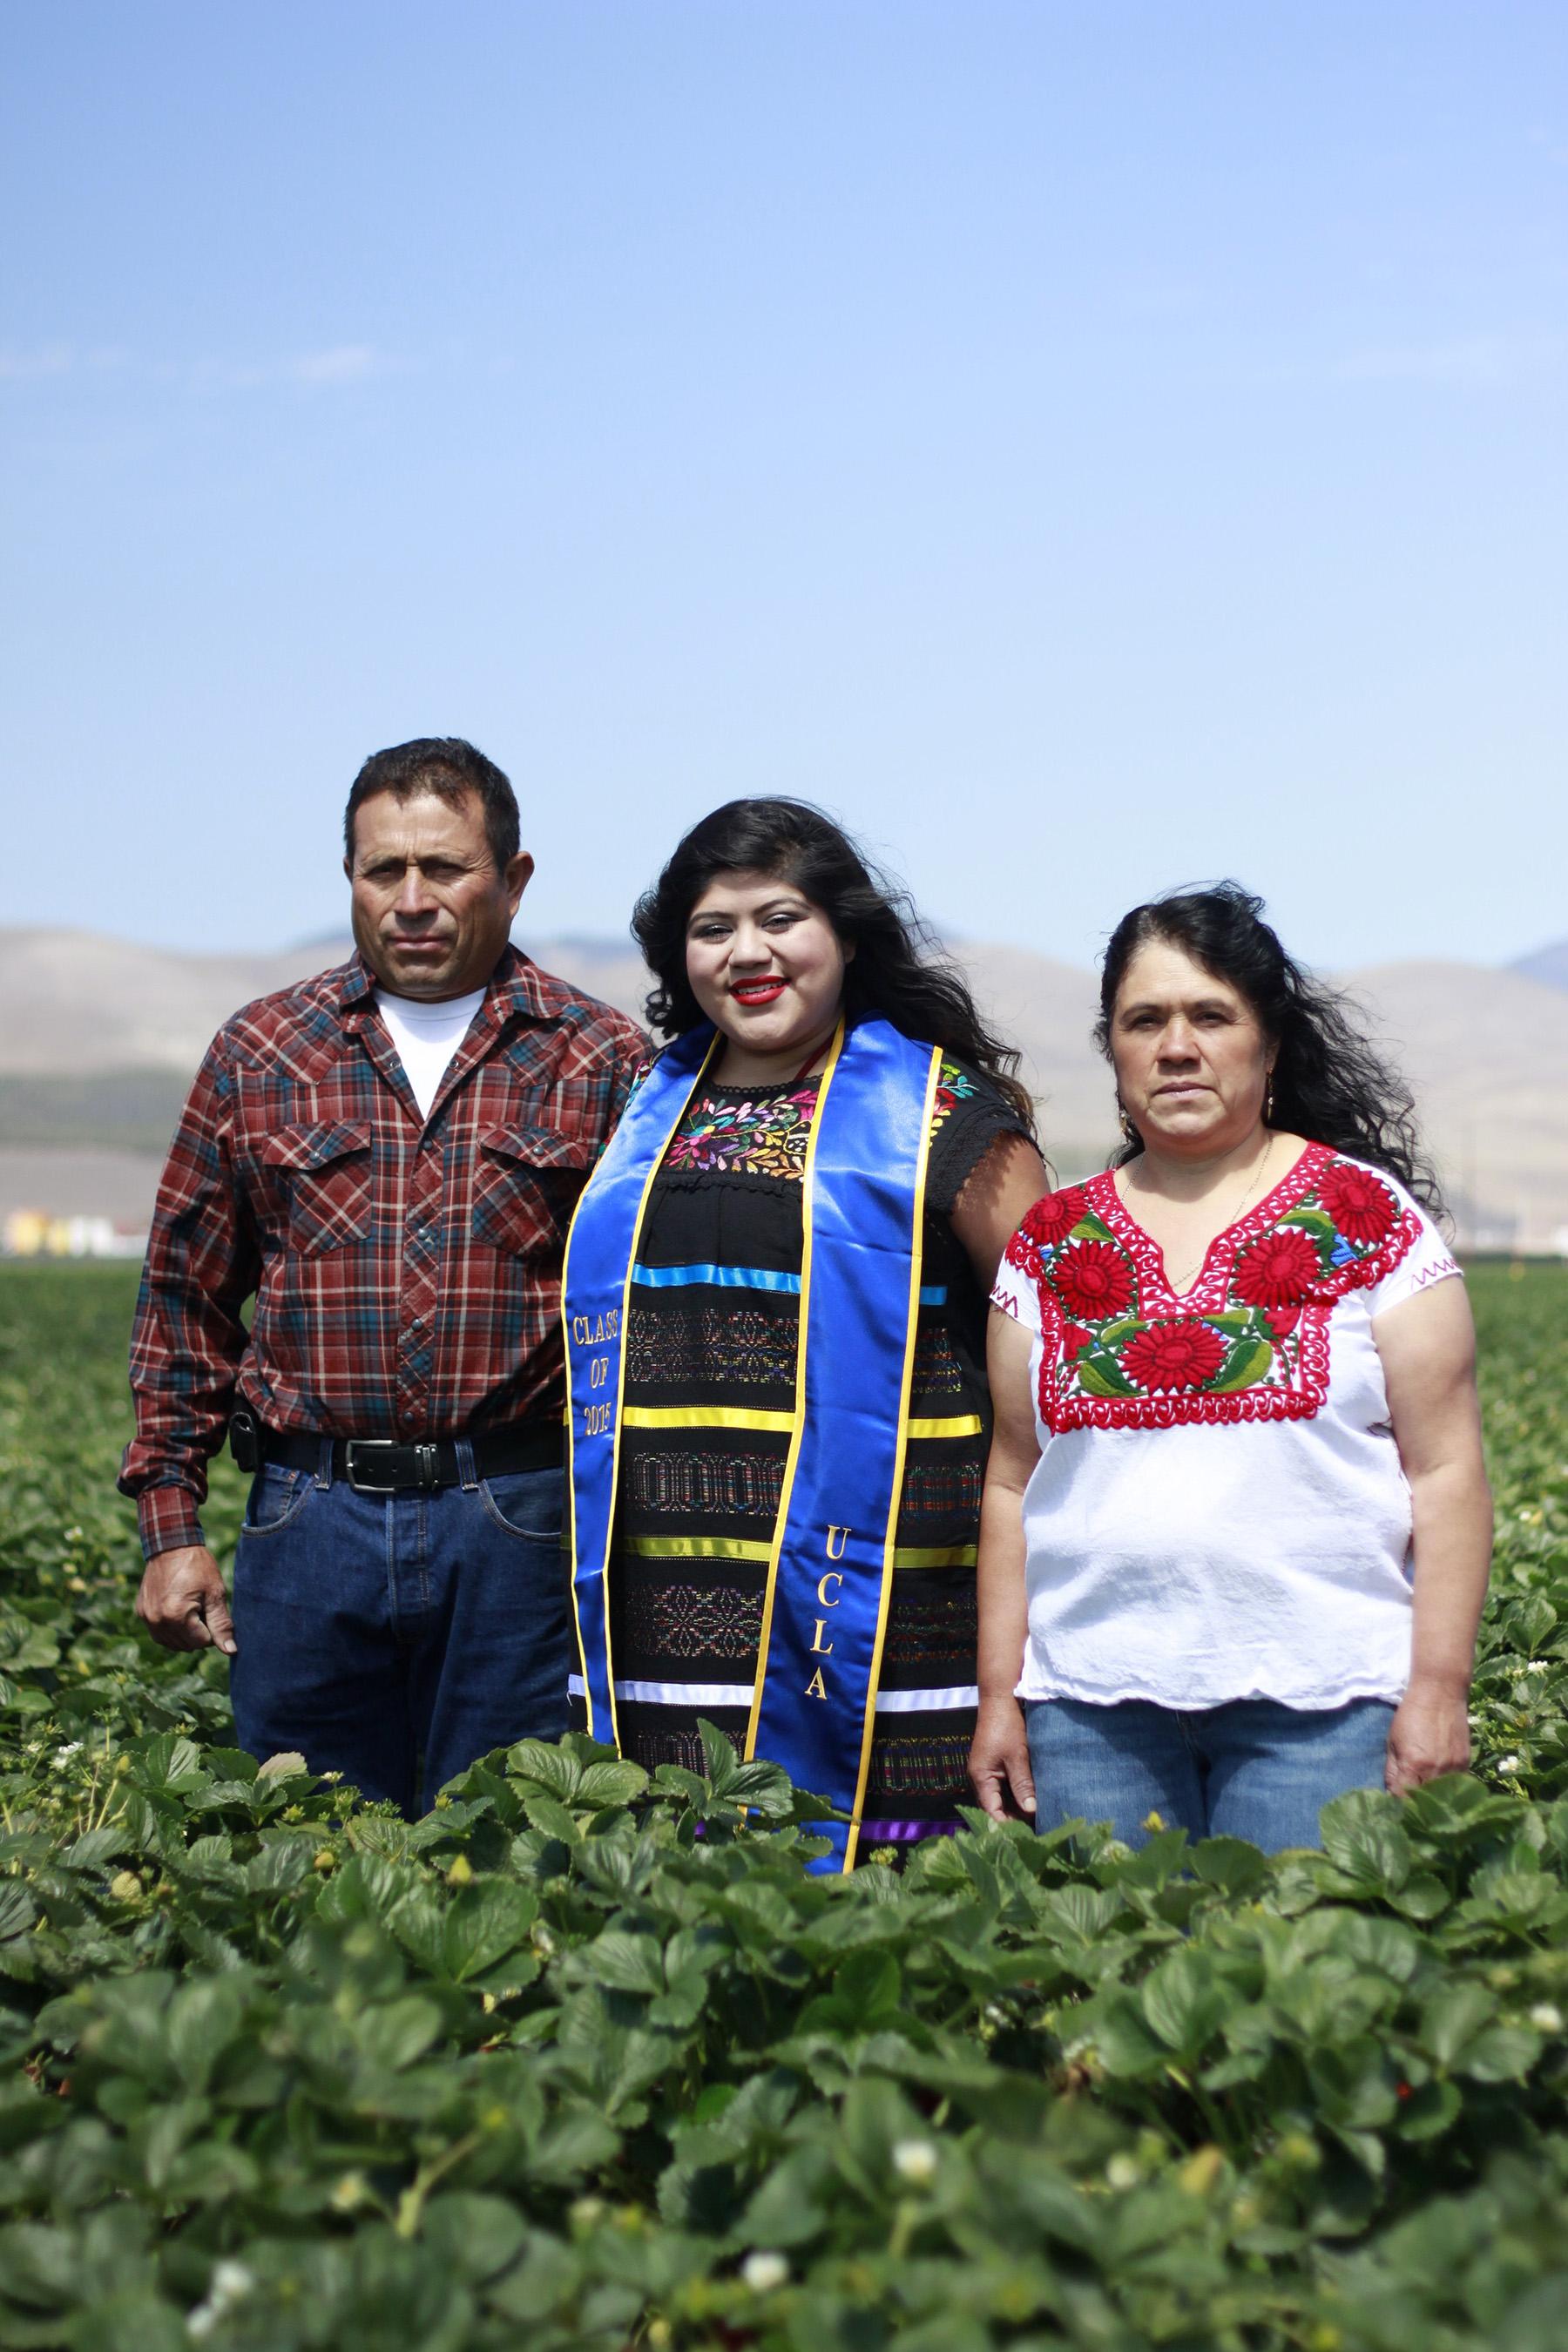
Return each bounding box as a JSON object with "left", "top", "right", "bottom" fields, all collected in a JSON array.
[
  {"left": 658, "top": 1058, "right": 981, "bottom": 1183},
  {"left": 1098, "top": 1140, "right": 1327, "bottom": 1310},
  {"left": 1002, "top": 1143, "right": 1421, "bottom": 1433}
]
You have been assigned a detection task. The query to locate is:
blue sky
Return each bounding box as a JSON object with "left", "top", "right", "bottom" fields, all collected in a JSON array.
[{"left": 2, "top": 3, "right": 1564, "bottom": 972}]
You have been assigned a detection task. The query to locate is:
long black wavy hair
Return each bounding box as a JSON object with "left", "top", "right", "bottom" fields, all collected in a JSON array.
[
  {"left": 1096, "top": 881, "right": 1440, "bottom": 1209},
  {"left": 632, "top": 798, "right": 1036, "bottom": 1131}
]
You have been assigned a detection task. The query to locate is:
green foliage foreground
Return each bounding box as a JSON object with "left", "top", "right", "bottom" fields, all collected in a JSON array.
[{"left": 0, "top": 1265, "right": 1566, "bottom": 2351}]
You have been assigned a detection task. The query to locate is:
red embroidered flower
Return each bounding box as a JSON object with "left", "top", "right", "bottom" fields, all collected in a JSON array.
[
  {"left": 1315, "top": 1160, "right": 1398, "bottom": 1246},
  {"left": 1052, "top": 1240, "right": 1135, "bottom": 1322},
  {"left": 1024, "top": 1186, "right": 1089, "bottom": 1248},
  {"left": 1233, "top": 1229, "right": 1322, "bottom": 1308},
  {"left": 1005, "top": 1228, "right": 1044, "bottom": 1281},
  {"left": 1063, "top": 1322, "right": 1097, "bottom": 1361},
  {"left": 1264, "top": 1304, "right": 1301, "bottom": 1340},
  {"left": 1120, "top": 1319, "right": 1228, "bottom": 1391}
]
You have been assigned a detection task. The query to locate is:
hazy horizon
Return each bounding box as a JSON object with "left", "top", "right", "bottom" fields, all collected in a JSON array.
[{"left": 3, "top": 909, "right": 1566, "bottom": 983}]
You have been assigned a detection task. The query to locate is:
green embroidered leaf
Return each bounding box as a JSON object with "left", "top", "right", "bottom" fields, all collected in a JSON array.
[
  {"left": 1206, "top": 1337, "right": 1275, "bottom": 1394},
  {"left": 1076, "top": 1350, "right": 1139, "bottom": 1399},
  {"left": 1072, "top": 1211, "right": 1119, "bottom": 1246},
  {"left": 1279, "top": 1207, "right": 1335, "bottom": 1252}
]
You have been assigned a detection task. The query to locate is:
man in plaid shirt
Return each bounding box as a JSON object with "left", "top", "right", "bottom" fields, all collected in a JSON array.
[{"left": 120, "top": 737, "right": 645, "bottom": 1812}]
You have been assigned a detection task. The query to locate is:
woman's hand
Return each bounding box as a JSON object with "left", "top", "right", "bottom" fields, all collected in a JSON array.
[
  {"left": 1386, "top": 1674, "right": 1472, "bottom": 1796},
  {"left": 971, "top": 1308, "right": 1043, "bottom": 1822},
  {"left": 969, "top": 1692, "right": 1037, "bottom": 1821},
  {"left": 1375, "top": 1279, "right": 1491, "bottom": 1804}
]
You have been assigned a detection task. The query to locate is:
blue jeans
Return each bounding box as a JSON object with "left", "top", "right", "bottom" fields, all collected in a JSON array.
[
  {"left": 229, "top": 1453, "right": 570, "bottom": 1815},
  {"left": 1024, "top": 1694, "right": 1396, "bottom": 1854}
]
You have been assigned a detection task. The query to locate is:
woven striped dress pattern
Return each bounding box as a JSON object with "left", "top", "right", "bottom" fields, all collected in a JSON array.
[{"left": 591, "top": 1055, "right": 1026, "bottom": 1848}]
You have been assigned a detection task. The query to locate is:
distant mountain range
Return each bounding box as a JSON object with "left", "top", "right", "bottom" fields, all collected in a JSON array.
[
  {"left": 1510, "top": 938, "right": 1568, "bottom": 994},
  {"left": 3, "top": 924, "right": 1568, "bottom": 1250}
]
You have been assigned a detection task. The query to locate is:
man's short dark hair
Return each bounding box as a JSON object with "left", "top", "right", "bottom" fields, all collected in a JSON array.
[{"left": 344, "top": 738, "right": 521, "bottom": 873}]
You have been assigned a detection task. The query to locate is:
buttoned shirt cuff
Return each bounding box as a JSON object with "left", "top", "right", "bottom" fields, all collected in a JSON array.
[{"left": 138, "top": 1486, "right": 206, "bottom": 1563}]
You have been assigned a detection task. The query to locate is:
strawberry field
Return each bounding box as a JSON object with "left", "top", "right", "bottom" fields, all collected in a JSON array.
[{"left": 0, "top": 1259, "right": 1566, "bottom": 2351}]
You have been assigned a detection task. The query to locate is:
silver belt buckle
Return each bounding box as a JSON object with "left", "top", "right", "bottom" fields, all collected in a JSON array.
[
  {"left": 344, "top": 1439, "right": 402, "bottom": 1494},
  {"left": 343, "top": 1438, "right": 441, "bottom": 1494}
]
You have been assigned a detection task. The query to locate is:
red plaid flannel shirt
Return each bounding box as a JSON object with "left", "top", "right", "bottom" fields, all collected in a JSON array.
[{"left": 120, "top": 945, "right": 645, "bottom": 1559}]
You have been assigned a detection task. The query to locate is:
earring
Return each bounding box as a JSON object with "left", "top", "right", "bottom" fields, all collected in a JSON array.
[
  {"left": 1118, "top": 1101, "right": 1139, "bottom": 1146},
  {"left": 1264, "top": 1077, "right": 1275, "bottom": 1125}
]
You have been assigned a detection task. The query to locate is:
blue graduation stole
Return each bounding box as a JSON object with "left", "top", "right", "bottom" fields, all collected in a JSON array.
[{"left": 562, "top": 1015, "right": 942, "bottom": 1871}]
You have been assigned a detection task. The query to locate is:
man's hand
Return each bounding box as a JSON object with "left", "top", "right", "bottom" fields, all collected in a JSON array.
[
  {"left": 136, "top": 1546, "right": 237, "bottom": 1655},
  {"left": 1386, "top": 1675, "right": 1470, "bottom": 1797}
]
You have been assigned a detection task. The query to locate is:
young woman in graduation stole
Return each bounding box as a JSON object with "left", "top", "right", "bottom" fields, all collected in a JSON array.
[{"left": 563, "top": 801, "right": 1049, "bottom": 1869}]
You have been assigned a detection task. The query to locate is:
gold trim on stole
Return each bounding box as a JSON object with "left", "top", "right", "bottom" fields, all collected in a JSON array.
[
  {"left": 560, "top": 1030, "right": 722, "bottom": 1747},
  {"left": 843, "top": 1043, "right": 943, "bottom": 1870}
]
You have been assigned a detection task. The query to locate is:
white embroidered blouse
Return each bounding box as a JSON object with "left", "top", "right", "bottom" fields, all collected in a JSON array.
[{"left": 989, "top": 1145, "right": 1461, "bottom": 1712}]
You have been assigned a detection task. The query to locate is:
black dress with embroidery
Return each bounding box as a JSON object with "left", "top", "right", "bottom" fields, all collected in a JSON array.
[{"left": 589, "top": 1051, "right": 1030, "bottom": 1848}]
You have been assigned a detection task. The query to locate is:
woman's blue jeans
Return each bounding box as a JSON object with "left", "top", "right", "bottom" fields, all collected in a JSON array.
[
  {"left": 1024, "top": 1693, "right": 1396, "bottom": 1854},
  {"left": 229, "top": 1454, "right": 570, "bottom": 1816}
]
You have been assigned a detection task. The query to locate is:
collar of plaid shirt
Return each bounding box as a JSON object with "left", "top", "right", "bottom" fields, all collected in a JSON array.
[
  {"left": 338, "top": 936, "right": 554, "bottom": 1055},
  {"left": 121, "top": 943, "right": 646, "bottom": 1560}
]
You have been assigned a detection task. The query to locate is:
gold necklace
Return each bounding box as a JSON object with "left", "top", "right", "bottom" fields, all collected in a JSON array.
[{"left": 1159, "top": 1136, "right": 1275, "bottom": 1295}]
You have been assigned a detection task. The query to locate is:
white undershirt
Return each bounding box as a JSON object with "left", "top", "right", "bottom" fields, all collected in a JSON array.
[{"left": 374, "top": 986, "right": 487, "bottom": 1120}]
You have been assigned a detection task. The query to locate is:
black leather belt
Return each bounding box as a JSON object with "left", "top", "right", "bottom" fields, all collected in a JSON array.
[{"left": 231, "top": 1407, "right": 563, "bottom": 1492}]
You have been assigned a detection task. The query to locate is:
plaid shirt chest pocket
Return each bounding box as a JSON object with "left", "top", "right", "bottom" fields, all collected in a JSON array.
[
  {"left": 259, "top": 1121, "right": 375, "bottom": 1256},
  {"left": 472, "top": 1123, "right": 598, "bottom": 1258}
]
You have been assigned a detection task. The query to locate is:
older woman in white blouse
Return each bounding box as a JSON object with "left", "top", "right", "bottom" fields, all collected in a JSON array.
[{"left": 970, "top": 883, "right": 1490, "bottom": 1853}]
